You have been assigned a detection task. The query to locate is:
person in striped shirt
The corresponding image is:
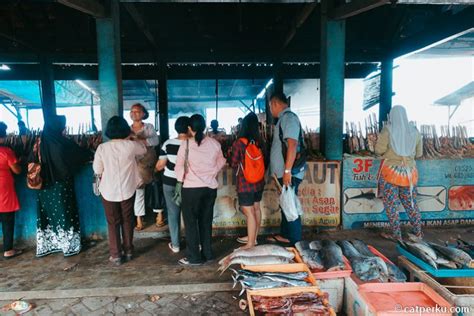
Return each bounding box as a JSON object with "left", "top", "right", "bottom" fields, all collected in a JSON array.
[{"left": 155, "top": 116, "right": 190, "bottom": 253}]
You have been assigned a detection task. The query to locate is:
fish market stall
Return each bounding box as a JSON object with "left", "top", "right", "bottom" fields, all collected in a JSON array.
[{"left": 342, "top": 121, "right": 474, "bottom": 230}]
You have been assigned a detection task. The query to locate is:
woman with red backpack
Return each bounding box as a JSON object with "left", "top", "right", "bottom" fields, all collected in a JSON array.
[{"left": 231, "top": 113, "right": 266, "bottom": 249}]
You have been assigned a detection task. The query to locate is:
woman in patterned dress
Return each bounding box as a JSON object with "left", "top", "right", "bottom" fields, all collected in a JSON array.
[
  {"left": 34, "top": 115, "right": 92, "bottom": 257},
  {"left": 375, "top": 105, "right": 423, "bottom": 242}
]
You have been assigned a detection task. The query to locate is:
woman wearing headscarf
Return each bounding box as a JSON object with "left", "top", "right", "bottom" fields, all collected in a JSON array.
[
  {"left": 0, "top": 122, "right": 22, "bottom": 258},
  {"left": 175, "top": 114, "right": 226, "bottom": 266},
  {"left": 35, "top": 115, "right": 92, "bottom": 257},
  {"left": 129, "top": 103, "right": 159, "bottom": 230},
  {"left": 375, "top": 105, "right": 423, "bottom": 242}
]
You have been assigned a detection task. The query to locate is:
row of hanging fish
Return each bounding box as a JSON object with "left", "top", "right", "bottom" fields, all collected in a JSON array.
[
  {"left": 401, "top": 234, "right": 473, "bottom": 269},
  {"left": 296, "top": 239, "right": 407, "bottom": 282},
  {"left": 218, "top": 245, "right": 295, "bottom": 273},
  {"left": 231, "top": 268, "right": 311, "bottom": 295},
  {"left": 344, "top": 113, "right": 379, "bottom": 156},
  {"left": 251, "top": 292, "right": 333, "bottom": 315},
  {"left": 420, "top": 125, "right": 474, "bottom": 159}
]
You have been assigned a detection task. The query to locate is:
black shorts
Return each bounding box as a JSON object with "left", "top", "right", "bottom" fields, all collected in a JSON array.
[{"left": 238, "top": 190, "right": 264, "bottom": 207}]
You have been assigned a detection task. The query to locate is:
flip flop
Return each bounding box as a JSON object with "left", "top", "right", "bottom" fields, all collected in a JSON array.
[
  {"left": 4, "top": 249, "right": 23, "bottom": 259},
  {"left": 266, "top": 235, "right": 291, "bottom": 247},
  {"left": 236, "top": 237, "right": 258, "bottom": 245}
]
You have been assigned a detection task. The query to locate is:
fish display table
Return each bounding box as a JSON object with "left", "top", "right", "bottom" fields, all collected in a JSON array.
[{"left": 342, "top": 157, "right": 474, "bottom": 230}]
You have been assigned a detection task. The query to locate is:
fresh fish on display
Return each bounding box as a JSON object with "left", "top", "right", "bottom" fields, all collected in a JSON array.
[
  {"left": 295, "top": 241, "right": 310, "bottom": 253},
  {"left": 218, "top": 245, "right": 295, "bottom": 266},
  {"left": 230, "top": 269, "right": 309, "bottom": 282},
  {"left": 218, "top": 255, "right": 291, "bottom": 273},
  {"left": 309, "top": 240, "right": 323, "bottom": 251},
  {"left": 428, "top": 242, "right": 473, "bottom": 268},
  {"left": 320, "top": 240, "right": 345, "bottom": 271},
  {"left": 403, "top": 241, "right": 438, "bottom": 269},
  {"left": 350, "top": 240, "right": 376, "bottom": 257},
  {"left": 303, "top": 249, "right": 325, "bottom": 270},
  {"left": 456, "top": 237, "right": 474, "bottom": 257},
  {"left": 434, "top": 257, "right": 458, "bottom": 269},
  {"left": 338, "top": 240, "right": 388, "bottom": 281},
  {"left": 386, "top": 261, "right": 407, "bottom": 282},
  {"left": 261, "top": 275, "right": 311, "bottom": 287}
]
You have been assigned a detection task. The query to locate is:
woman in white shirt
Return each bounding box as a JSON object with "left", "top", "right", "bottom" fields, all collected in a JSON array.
[
  {"left": 93, "top": 116, "right": 146, "bottom": 265},
  {"left": 129, "top": 103, "right": 159, "bottom": 230}
]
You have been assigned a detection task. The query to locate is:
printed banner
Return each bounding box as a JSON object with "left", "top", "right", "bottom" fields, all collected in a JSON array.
[
  {"left": 342, "top": 157, "right": 474, "bottom": 229},
  {"left": 213, "top": 161, "right": 341, "bottom": 229}
]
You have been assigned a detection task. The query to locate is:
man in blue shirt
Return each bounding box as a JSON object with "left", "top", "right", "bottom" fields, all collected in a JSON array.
[{"left": 268, "top": 92, "right": 305, "bottom": 246}]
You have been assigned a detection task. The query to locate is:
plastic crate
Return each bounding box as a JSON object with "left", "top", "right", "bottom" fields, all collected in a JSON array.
[
  {"left": 359, "top": 282, "right": 453, "bottom": 316},
  {"left": 247, "top": 287, "right": 336, "bottom": 316},
  {"left": 399, "top": 256, "right": 474, "bottom": 316},
  {"left": 397, "top": 245, "right": 474, "bottom": 278}
]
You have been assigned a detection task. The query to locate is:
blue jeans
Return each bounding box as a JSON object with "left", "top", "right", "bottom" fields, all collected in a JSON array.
[
  {"left": 163, "top": 184, "right": 181, "bottom": 248},
  {"left": 278, "top": 177, "right": 302, "bottom": 246}
]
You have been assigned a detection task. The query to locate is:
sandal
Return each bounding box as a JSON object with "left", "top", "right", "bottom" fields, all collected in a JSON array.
[
  {"left": 4, "top": 249, "right": 23, "bottom": 259},
  {"left": 135, "top": 225, "right": 144, "bottom": 231},
  {"left": 236, "top": 236, "right": 258, "bottom": 245}
]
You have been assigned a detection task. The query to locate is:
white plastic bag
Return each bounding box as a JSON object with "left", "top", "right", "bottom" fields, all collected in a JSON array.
[{"left": 279, "top": 185, "right": 303, "bottom": 222}]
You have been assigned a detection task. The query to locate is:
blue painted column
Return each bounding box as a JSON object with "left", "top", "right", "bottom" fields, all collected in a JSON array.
[
  {"left": 320, "top": 0, "right": 345, "bottom": 160},
  {"left": 158, "top": 62, "right": 169, "bottom": 142},
  {"left": 96, "top": 0, "right": 123, "bottom": 131},
  {"left": 379, "top": 59, "right": 393, "bottom": 128},
  {"left": 39, "top": 56, "right": 57, "bottom": 123}
]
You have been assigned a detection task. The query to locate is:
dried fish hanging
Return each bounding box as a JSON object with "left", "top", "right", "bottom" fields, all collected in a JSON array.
[
  {"left": 420, "top": 124, "right": 473, "bottom": 160},
  {"left": 344, "top": 114, "right": 379, "bottom": 156}
]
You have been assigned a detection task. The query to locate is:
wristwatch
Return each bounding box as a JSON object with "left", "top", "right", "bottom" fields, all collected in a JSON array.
[{"left": 284, "top": 169, "right": 291, "bottom": 174}]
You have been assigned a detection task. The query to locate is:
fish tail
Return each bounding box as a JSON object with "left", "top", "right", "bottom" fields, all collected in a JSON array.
[
  {"left": 344, "top": 193, "right": 350, "bottom": 206},
  {"left": 218, "top": 254, "right": 231, "bottom": 266},
  {"left": 434, "top": 190, "right": 444, "bottom": 204}
]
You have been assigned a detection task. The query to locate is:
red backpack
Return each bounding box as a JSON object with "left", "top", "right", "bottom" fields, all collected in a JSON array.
[{"left": 239, "top": 138, "right": 265, "bottom": 183}]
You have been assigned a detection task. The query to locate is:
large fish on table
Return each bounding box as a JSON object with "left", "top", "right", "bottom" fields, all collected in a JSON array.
[
  {"left": 428, "top": 242, "right": 473, "bottom": 268},
  {"left": 295, "top": 241, "right": 324, "bottom": 270},
  {"left": 351, "top": 240, "right": 376, "bottom": 257},
  {"left": 218, "top": 245, "right": 295, "bottom": 265},
  {"left": 218, "top": 255, "right": 291, "bottom": 273},
  {"left": 320, "top": 240, "right": 345, "bottom": 271},
  {"left": 338, "top": 240, "right": 388, "bottom": 281}
]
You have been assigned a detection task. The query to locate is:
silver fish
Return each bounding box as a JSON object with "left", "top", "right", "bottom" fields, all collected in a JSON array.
[
  {"left": 300, "top": 249, "right": 324, "bottom": 270},
  {"left": 237, "top": 279, "right": 287, "bottom": 295},
  {"left": 263, "top": 272, "right": 309, "bottom": 281},
  {"left": 219, "top": 245, "right": 294, "bottom": 265},
  {"left": 320, "top": 240, "right": 345, "bottom": 271},
  {"left": 295, "top": 241, "right": 310, "bottom": 253},
  {"left": 435, "top": 257, "right": 458, "bottom": 269},
  {"left": 404, "top": 241, "right": 438, "bottom": 269},
  {"left": 429, "top": 242, "right": 473, "bottom": 267},
  {"left": 261, "top": 275, "right": 311, "bottom": 287},
  {"left": 219, "top": 255, "right": 291, "bottom": 272},
  {"left": 309, "top": 240, "right": 323, "bottom": 251}
]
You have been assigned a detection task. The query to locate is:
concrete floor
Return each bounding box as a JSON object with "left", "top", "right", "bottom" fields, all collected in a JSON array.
[{"left": 0, "top": 226, "right": 473, "bottom": 315}]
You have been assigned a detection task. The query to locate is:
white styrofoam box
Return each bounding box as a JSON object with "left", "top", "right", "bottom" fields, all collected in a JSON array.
[
  {"left": 344, "top": 276, "right": 370, "bottom": 316},
  {"left": 319, "top": 278, "right": 345, "bottom": 313}
]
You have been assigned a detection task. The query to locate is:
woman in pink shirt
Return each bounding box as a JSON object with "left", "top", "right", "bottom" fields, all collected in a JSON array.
[{"left": 175, "top": 114, "right": 226, "bottom": 266}]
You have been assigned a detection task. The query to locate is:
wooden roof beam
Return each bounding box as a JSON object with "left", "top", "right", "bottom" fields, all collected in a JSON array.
[
  {"left": 57, "top": 0, "right": 106, "bottom": 18},
  {"left": 329, "top": 0, "right": 389, "bottom": 20}
]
